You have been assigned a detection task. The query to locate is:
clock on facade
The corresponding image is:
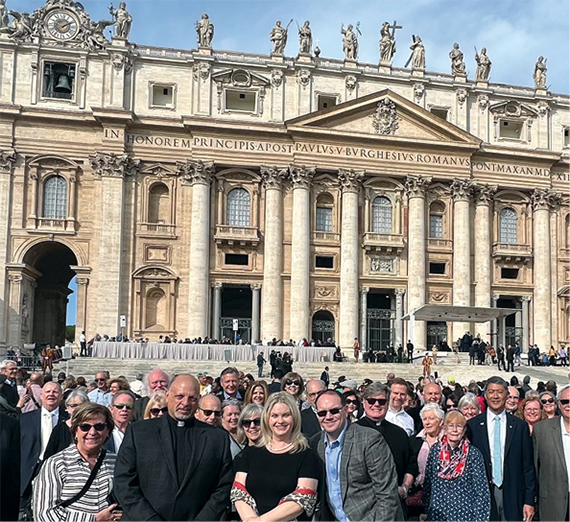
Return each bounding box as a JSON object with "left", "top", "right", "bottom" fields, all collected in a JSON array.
[{"left": 45, "top": 10, "right": 80, "bottom": 40}]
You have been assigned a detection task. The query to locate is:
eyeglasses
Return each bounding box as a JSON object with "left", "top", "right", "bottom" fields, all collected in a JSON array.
[
  {"left": 559, "top": 399, "right": 570, "bottom": 405},
  {"left": 78, "top": 423, "right": 107, "bottom": 432},
  {"left": 150, "top": 407, "right": 168, "bottom": 416},
  {"left": 199, "top": 408, "right": 222, "bottom": 417},
  {"left": 446, "top": 423, "right": 465, "bottom": 431},
  {"left": 345, "top": 399, "right": 359, "bottom": 405},
  {"left": 365, "top": 398, "right": 387, "bottom": 406},
  {"left": 316, "top": 408, "right": 342, "bottom": 417},
  {"left": 113, "top": 403, "right": 134, "bottom": 410},
  {"left": 241, "top": 418, "right": 261, "bottom": 428},
  {"left": 285, "top": 380, "right": 300, "bottom": 386},
  {"left": 95, "top": 378, "right": 107, "bottom": 382},
  {"left": 541, "top": 398, "right": 555, "bottom": 404}
]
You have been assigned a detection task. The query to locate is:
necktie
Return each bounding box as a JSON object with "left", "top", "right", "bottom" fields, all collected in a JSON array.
[
  {"left": 493, "top": 416, "right": 502, "bottom": 487},
  {"left": 40, "top": 411, "right": 55, "bottom": 460}
]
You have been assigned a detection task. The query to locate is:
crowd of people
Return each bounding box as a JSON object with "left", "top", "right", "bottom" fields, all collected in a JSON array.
[{"left": 0, "top": 357, "right": 569, "bottom": 522}]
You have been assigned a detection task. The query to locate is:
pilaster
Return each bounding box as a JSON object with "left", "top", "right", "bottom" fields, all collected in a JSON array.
[
  {"left": 251, "top": 283, "right": 261, "bottom": 343},
  {"left": 360, "top": 287, "right": 369, "bottom": 351},
  {"left": 211, "top": 282, "right": 222, "bottom": 341}
]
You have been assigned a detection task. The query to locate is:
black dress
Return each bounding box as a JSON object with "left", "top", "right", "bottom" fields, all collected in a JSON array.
[{"left": 233, "top": 445, "right": 319, "bottom": 520}]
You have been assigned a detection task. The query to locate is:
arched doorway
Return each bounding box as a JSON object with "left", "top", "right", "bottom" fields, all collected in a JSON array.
[
  {"left": 311, "top": 310, "right": 335, "bottom": 344},
  {"left": 22, "top": 241, "right": 78, "bottom": 346}
]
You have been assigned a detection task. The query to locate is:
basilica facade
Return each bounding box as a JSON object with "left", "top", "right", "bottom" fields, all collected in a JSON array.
[{"left": 0, "top": 0, "right": 568, "bottom": 351}]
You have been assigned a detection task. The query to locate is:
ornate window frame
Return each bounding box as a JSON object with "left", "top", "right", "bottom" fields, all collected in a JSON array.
[
  {"left": 148, "top": 82, "right": 177, "bottom": 110},
  {"left": 138, "top": 164, "right": 178, "bottom": 238}
]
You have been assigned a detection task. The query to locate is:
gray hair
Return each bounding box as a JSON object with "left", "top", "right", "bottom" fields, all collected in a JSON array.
[
  {"left": 525, "top": 390, "right": 539, "bottom": 399},
  {"left": 420, "top": 402, "right": 445, "bottom": 420},
  {"left": 65, "top": 389, "right": 89, "bottom": 407},
  {"left": 361, "top": 382, "right": 390, "bottom": 400},
  {"left": 220, "top": 366, "right": 239, "bottom": 378},
  {"left": 111, "top": 390, "right": 137, "bottom": 405},
  {"left": 557, "top": 384, "right": 570, "bottom": 400},
  {"left": 221, "top": 399, "right": 242, "bottom": 414},
  {"left": 237, "top": 403, "right": 264, "bottom": 445},
  {"left": 458, "top": 392, "right": 480, "bottom": 412},
  {"left": 0, "top": 359, "right": 16, "bottom": 370},
  {"left": 145, "top": 369, "right": 171, "bottom": 390}
]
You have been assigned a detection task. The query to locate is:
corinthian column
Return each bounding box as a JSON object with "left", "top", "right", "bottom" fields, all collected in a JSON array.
[
  {"left": 261, "top": 166, "right": 288, "bottom": 341},
  {"left": 338, "top": 169, "right": 364, "bottom": 349},
  {"left": 90, "top": 152, "right": 140, "bottom": 334},
  {"left": 405, "top": 175, "right": 431, "bottom": 350},
  {"left": 473, "top": 184, "right": 496, "bottom": 338},
  {"left": 531, "top": 189, "right": 553, "bottom": 350},
  {"left": 289, "top": 165, "right": 315, "bottom": 341},
  {"left": 179, "top": 160, "right": 215, "bottom": 338},
  {"left": 450, "top": 179, "right": 473, "bottom": 341}
]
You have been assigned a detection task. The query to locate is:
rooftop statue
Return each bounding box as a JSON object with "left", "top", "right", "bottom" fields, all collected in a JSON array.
[
  {"left": 379, "top": 21, "right": 399, "bottom": 63},
  {"left": 109, "top": 2, "right": 132, "bottom": 39},
  {"left": 341, "top": 23, "right": 358, "bottom": 60},
  {"left": 475, "top": 47, "right": 491, "bottom": 81},
  {"left": 298, "top": 20, "right": 312, "bottom": 54},
  {"left": 196, "top": 12, "right": 214, "bottom": 47},
  {"left": 408, "top": 34, "right": 425, "bottom": 69},
  {"left": 534, "top": 56, "right": 547, "bottom": 89},
  {"left": 449, "top": 42, "right": 466, "bottom": 75},
  {"left": 270, "top": 20, "right": 289, "bottom": 55},
  {"left": 0, "top": 0, "right": 8, "bottom": 29}
]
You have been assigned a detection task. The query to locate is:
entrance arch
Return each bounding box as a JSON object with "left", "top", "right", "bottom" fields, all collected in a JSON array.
[
  {"left": 311, "top": 310, "right": 335, "bottom": 344},
  {"left": 22, "top": 241, "right": 78, "bottom": 346}
]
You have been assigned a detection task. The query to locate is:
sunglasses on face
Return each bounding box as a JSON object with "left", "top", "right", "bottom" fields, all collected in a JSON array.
[
  {"left": 316, "top": 408, "right": 342, "bottom": 418},
  {"left": 113, "top": 403, "right": 134, "bottom": 410},
  {"left": 150, "top": 407, "right": 168, "bottom": 416},
  {"left": 285, "top": 380, "right": 300, "bottom": 386},
  {"left": 95, "top": 378, "right": 107, "bottom": 382},
  {"left": 345, "top": 399, "right": 359, "bottom": 405},
  {"left": 199, "top": 408, "right": 222, "bottom": 417},
  {"left": 365, "top": 398, "right": 387, "bottom": 406},
  {"left": 559, "top": 399, "right": 570, "bottom": 405},
  {"left": 241, "top": 418, "right": 261, "bottom": 428},
  {"left": 78, "top": 423, "right": 107, "bottom": 432},
  {"left": 541, "top": 398, "right": 555, "bottom": 404}
]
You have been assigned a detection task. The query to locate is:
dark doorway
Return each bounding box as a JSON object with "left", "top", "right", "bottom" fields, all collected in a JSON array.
[
  {"left": 220, "top": 286, "right": 252, "bottom": 342},
  {"left": 427, "top": 321, "right": 448, "bottom": 349},
  {"left": 498, "top": 297, "right": 521, "bottom": 347},
  {"left": 367, "top": 290, "right": 394, "bottom": 351},
  {"left": 311, "top": 310, "right": 335, "bottom": 343}
]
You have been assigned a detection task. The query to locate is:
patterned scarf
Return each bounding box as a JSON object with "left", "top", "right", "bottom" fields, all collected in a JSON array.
[{"left": 437, "top": 434, "right": 470, "bottom": 480}]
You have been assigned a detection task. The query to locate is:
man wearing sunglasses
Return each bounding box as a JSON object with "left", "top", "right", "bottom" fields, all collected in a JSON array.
[
  {"left": 87, "top": 371, "right": 112, "bottom": 407},
  {"left": 104, "top": 390, "right": 136, "bottom": 453},
  {"left": 301, "top": 379, "right": 326, "bottom": 438},
  {"left": 195, "top": 394, "right": 222, "bottom": 426},
  {"left": 310, "top": 389, "right": 403, "bottom": 521}
]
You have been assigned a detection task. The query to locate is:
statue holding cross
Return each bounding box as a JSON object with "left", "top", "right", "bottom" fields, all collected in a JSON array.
[{"left": 380, "top": 20, "right": 401, "bottom": 63}]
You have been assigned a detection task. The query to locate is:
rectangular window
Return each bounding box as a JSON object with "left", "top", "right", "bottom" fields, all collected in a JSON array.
[
  {"left": 225, "top": 253, "right": 249, "bottom": 266},
  {"left": 43, "top": 62, "right": 75, "bottom": 100},
  {"left": 151, "top": 85, "right": 175, "bottom": 107},
  {"left": 429, "top": 262, "right": 446, "bottom": 275},
  {"left": 501, "top": 267, "right": 519, "bottom": 279},
  {"left": 315, "top": 256, "right": 334, "bottom": 269},
  {"left": 316, "top": 207, "right": 333, "bottom": 232},
  {"left": 225, "top": 90, "right": 257, "bottom": 112},
  {"left": 564, "top": 128, "right": 569, "bottom": 148},
  {"left": 499, "top": 120, "right": 523, "bottom": 139},
  {"left": 431, "top": 108, "right": 448, "bottom": 121},
  {"left": 318, "top": 95, "right": 337, "bottom": 111},
  {"left": 429, "top": 215, "right": 443, "bottom": 238}
]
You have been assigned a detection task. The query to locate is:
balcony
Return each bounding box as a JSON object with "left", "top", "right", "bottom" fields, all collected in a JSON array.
[
  {"left": 138, "top": 222, "right": 177, "bottom": 238},
  {"left": 27, "top": 217, "right": 76, "bottom": 234},
  {"left": 492, "top": 242, "right": 532, "bottom": 263},
  {"left": 362, "top": 232, "right": 405, "bottom": 254},
  {"left": 312, "top": 231, "right": 341, "bottom": 244},
  {"left": 214, "top": 225, "right": 260, "bottom": 246},
  {"left": 427, "top": 238, "right": 453, "bottom": 252}
]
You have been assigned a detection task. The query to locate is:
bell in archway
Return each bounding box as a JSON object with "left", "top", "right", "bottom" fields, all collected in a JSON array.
[{"left": 54, "top": 74, "right": 72, "bottom": 93}]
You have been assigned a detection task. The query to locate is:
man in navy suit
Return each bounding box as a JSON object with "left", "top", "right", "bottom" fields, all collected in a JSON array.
[{"left": 467, "top": 376, "right": 535, "bottom": 522}]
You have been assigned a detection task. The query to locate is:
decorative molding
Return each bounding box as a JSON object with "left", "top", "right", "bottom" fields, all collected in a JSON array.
[
  {"left": 271, "top": 69, "right": 283, "bottom": 88},
  {"left": 296, "top": 68, "right": 311, "bottom": 88},
  {"left": 315, "top": 286, "right": 338, "bottom": 299},
  {"left": 90, "top": 152, "right": 140, "bottom": 178},
  {"left": 0, "top": 149, "right": 17, "bottom": 174},
  {"left": 450, "top": 179, "right": 473, "bottom": 200},
  {"left": 370, "top": 257, "right": 394, "bottom": 273},
  {"left": 477, "top": 95, "right": 489, "bottom": 111},
  {"left": 372, "top": 99, "right": 399, "bottom": 135},
  {"left": 289, "top": 165, "right": 315, "bottom": 189},
  {"left": 429, "top": 291, "right": 450, "bottom": 303},
  {"left": 338, "top": 168, "right": 364, "bottom": 193},
  {"left": 404, "top": 175, "right": 432, "bottom": 198},
  {"left": 456, "top": 89, "right": 467, "bottom": 105},
  {"left": 413, "top": 83, "right": 425, "bottom": 102},
  {"left": 531, "top": 188, "right": 553, "bottom": 211},
  {"left": 193, "top": 62, "right": 211, "bottom": 81},
  {"left": 177, "top": 160, "right": 215, "bottom": 186},
  {"left": 260, "top": 165, "right": 288, "bottom": 189},
  {"left": 473, "top": 183, "right": 497, "bottom": 205},
  {"left": 345, "top": 75, "right": 357, "bottom": 92}
]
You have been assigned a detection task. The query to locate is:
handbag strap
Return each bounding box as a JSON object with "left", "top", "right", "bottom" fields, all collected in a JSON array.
[{"left": 58, "top": 449, "right": 107, "bottom": 509}]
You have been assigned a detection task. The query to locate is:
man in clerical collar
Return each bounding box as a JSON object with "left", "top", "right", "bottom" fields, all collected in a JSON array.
[
  {"left": 216, "top": 367, "right": 243, "bottom": 401},
  {"left": 310, "top": 389, "right": 403, "bottom": 521}
]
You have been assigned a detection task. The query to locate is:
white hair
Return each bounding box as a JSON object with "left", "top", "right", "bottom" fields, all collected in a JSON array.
[{"left": 420, "top": 402, "right": 445, "bottom": 421}]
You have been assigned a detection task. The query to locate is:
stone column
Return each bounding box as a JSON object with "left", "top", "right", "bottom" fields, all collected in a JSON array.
[
  {"left": 179, "top": 160, "right": 215, "bottom": 338},
  {"left": 405, "top": 176, "right": 431, "bottom": 350},
  {"left": 360, "top": 287, "right": 369, "bottom": 351},
  {"left": 211, "top": 282, "right": 222, "bottom": 340},
  {"left": 261, "top": 166, "right": 288, "bottom": 341},
  {"left": 251, "top": 284, "right": 261, "bottom": 343},
  {"left": 473, "top": 184, "right": 496, "bottom": 340},
  {"left": 90, "top": 152, "right": 139, "bottom": 335},
  {"left": 531, "top": 189, "right": 553, "bottom": 350},
  {"left": 550, "top": 195, "right": 561, "bottom": 347},
  {"left": 395, "top": 289, "right": 405, "bottom": 349},
  {"left": 70, "top": 268, "right": 91, "bottom": 344},
  {"left": 521, "top": 296, "right": 531, "bottom": 352},
  {"left": 289, "top": 165, "right": 314, "bottom": 341},
  {"left": 339, "top": 169, "right": 364, "bottom": 349},
  {"left": 450, "top": 179, "right": 473, "bottom": 341},
  {"left": 492, "top": 295, "right": 500, "bottom": 347}
]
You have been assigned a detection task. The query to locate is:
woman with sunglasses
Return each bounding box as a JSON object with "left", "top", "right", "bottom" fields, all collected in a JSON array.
[
  {"left": 231, "top": 392, "right": 319, "bottom": 522},
  {"left": 143, "top": 392, "right": 167, "bottom": 420},
  {"left": 44, "top": 388, "right": 90, "bottom": 461},
  {"left": 281, "top": 372, "right": 305, "bottom": 410},
  {"left": 539, "top": 391, "right": 558, "bottom": 419},
  {"left": 515, "top": 396, "right": 545, "bottom": 435},
  {"left": 244, "top": 380, "right": 268, "bottom": 406},
  {"left": 237, "top": 404, "right": 264, "bottom": 446},
  {"left": 33, "top": 402, "right": 121, "bottom": 521},
  {"left": 222, "top": 399, "right": 244, "bottom": 458},
  {"left": 104, "top": 390, "right": 136, "bottom": 453},
  {"left": 342, "top": 390, "right": 361, "bottom": 422}
]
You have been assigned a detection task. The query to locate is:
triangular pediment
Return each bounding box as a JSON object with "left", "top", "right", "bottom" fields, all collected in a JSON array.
[{"left": 286, "top": 89, "right": 481, "bottom": 147}]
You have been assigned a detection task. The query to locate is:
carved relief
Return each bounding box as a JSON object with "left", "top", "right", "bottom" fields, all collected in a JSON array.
[
  {"left": 456, "top": 89, "right": 467, "bottom": 105},
  {"left": 271, "top": 69, "right": 283, "bottom": 88},
  {"left": 537, "top": 102, "right": 550, "bottom": 118},
  {"left": 338, "top": 168, "right": 364, "bottom": 193},
  {"left": 405, "top": 175, "right": 432, "bottom": 197},
  {"left": 260, "top": 165, "right": 288, "bottom": 189},
  {"left": 450, "top": 179, "right": 473, "bottom": 200},
  {"left": 370, "top": 257, "right": 394, "bottom": 273},
  {"left": 90, "top": 152, "right": 140, "bottom": 178},
  {"left": 177, "top": 160, "right": 215, "bottom": 185},
  {"left": 296, "top": 69, "right": 311, "bottom": 88},
  {"left": 413, "top": 83, "right": 425, "bottom": 102},
  {"left": 478, "top": 95, "right": 489, "bottom": 111},
  {"left": 0, "top": 149, "right": 17, "bottom": 174},
  {"left": 473, "top": 183, "right": 497, "bottom": 205},
  {"left": 531, "top": 188, "right": 553, "bottom": 211},
  {"left": 372, "top": 99, "right": 399, "bottom": 135},
  {"left": 193, "top": 62, "right": 211, "bottom": 81},
  {"left": 429, "top": 291, "right": 450, "bottom": 303},
  {"left": 289, "top": 165, "right": 315, "bottom": 189},
  {"left": 314, "top": 286, "right": 338, "bottom": 299},
  {"left": 345, "top": 75, "right": 357, "bottom": 92},
  {"left": 145, "top": 245, "right": 170, "bottom": 264}
]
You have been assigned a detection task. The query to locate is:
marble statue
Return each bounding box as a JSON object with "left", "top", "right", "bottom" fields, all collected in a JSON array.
[
  {"left": 109, "top": 2, "right": 132, "bottom": 39},
  {"left": 270, "top": 20, "right": 288, "bottom": 54},
  {"left": 410, "top": 35, "right": 425, "bottom": 68},
  {"left": 341, "top": 23, "right": 358, "bottom": 60},
  {"left": 298, "top": 20, "right": 312, "bottom": 54},
  {"left": 449, "top": 42, "right": 466, "bottom": 75},
  {"left": 196, "top": 12, "right": 214, "bottom": 47},
  {"left": 379, "top": 22, "right": 396, "bottom": 62},
  {"left": 2, "top": 10, "right": 33, "bottom": 40},
  {"left": 475, "top": 47, "right": 491, "bottom": 81},
  {"left": 534, "top": 56, "right": 547, "bottom": 89},
  {"left": 0, "top": 0, "right": 9, "bottom": 30}
]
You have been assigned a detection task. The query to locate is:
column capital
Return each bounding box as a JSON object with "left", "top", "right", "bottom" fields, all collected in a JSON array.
[
  {"left": 520, "top": 295, "right": 532, "bottom": 302},
  {"left": 531, "top": 188, "right": 560, "bottom": 211},
  {"left": 178, "top": 160, "right": 215, "bottom": 186},
  {"left": 360, "top": 286, "right": 369, "bottom": 294},
  {"left": 0, "top": 149, "right": 17, "bottom": 175},
  {"left": 251, "top": 283, "right": 262, "bottom": 291},
  {"left": 492, "top": 294, "right": 500, "bottom": 303},
  {"left": 289, "top": 164, "right": 315, "bottom": 189},
  {"left": 211, "top": 281, "right": 223, "bottom": 289},
  {"left": 473, "top": 183, "right": 497, "bottom": 205},
  {"left": 90, "top": 152, "right": 140, "bottom": 178},
  {"left": 260, "top": 165, "right": 288, "bottom": 189},
  {"left": 76, "top": 277, "right": 90, "bottom": 286},
  {"left": 338, "top": 168, "right": 365, "bottom": 193},
  {"left": 395, "top": 288, "right": 406, "bottom": 296},
  {"left": 450, "top": 179, "right": 474, "bottom": 201},
  {"left": 404, "top": 175, "right": 432, "bottom": 198}
]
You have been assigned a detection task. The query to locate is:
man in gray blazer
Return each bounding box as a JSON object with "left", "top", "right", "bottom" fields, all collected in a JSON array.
[
  {"left": 533, "top": 383, "right": 570, "bottom": 521},
  {"left": 310, "top": 390, "right": 403, "bottom": 521}
]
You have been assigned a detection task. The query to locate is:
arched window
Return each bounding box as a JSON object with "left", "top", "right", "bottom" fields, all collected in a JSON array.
[
  {"left": 227, "top": 188, "right": 250, "bottom": 226},
  {"left": 500, "top": 208, "right": 518, "bottom": 243},
  {"left": 371, "top": 196, "right": 392, "bottom": 234},
  {"left": 148, "top": 183, "right": 170, "bottom": 223},
  {"left": 429, "top": 201, "right": 445, "bottom": 239},
  {"left": 42, "top": 175, "right": 67, "bottom": 219},
  {"left": 316, "top": 193, "right": 333, "bottom": 232},
  {"left": 145, "top": 288, "right": 166, "bottom": 329},
  {"left": 565, "top": 214, "right": 570, "bottom": 248}
]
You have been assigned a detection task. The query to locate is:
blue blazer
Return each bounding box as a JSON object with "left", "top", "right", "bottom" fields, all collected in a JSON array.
[{"left": 467, "top": 412, "right": 536, "bottom": 521}]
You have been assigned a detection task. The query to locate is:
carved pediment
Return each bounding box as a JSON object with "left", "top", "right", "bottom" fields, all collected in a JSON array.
[
  {"left": 140, "top": 163, "right": 176, "bottom": 177},
  {"left": 212, "top": 68, "right": 270, "bottom": 88},
  {"left": 489, "top": 101, "right": 538, "bottom": 118}
]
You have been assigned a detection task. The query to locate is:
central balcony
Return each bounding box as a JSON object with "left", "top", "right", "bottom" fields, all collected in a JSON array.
[
  {"left": 362, "top": 232, "right": 405, "bottom": 254},
  {"left": 214, "top": 225, "right": 260, "bottom": 246},
  {"left": 492, "top": 242, "right": 532, "bottom": 263}
]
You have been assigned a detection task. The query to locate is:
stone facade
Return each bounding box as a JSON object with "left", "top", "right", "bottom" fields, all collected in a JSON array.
[{"left": 0, "top": 1, "right": 568, "bottom": 351}]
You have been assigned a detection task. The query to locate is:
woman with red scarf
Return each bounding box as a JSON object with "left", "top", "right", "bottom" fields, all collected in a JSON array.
[{"left": 422, "top": 411, "right": 490, "bottom": 521}]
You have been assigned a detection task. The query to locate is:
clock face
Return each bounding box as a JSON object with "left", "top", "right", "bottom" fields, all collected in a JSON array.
[{"left": 45, "top": 10, "right": 79, "bottom": 40}]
